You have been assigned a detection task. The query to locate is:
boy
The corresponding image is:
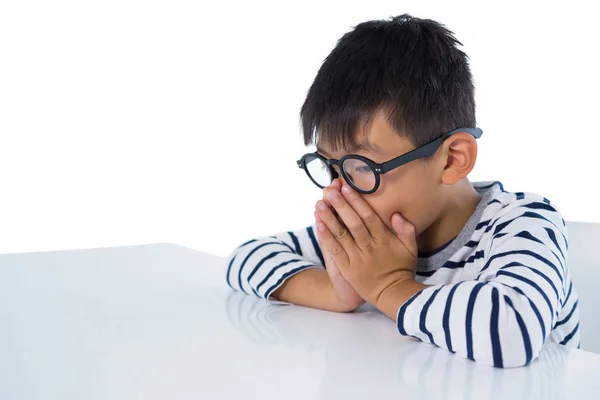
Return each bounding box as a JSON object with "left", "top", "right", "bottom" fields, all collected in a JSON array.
[{"left": 225, "top": 14, "right": 580, "bottom": 368}]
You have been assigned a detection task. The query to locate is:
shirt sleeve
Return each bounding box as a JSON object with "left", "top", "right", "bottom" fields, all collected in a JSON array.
[
  {"left": 225, "top": 224, "right": 325, "bottom": 301},
  {"left": 396, "top": 201, "right": 569, "bottom": 368}
]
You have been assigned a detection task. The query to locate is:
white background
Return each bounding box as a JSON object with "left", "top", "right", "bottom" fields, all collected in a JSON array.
[{"left": 1, "top": 0, "right": 598, "bottom": 257}]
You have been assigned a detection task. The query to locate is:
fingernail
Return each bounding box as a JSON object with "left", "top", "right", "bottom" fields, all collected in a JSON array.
[
  {"left": 342, "top": 185, "right": 352, "bottom": 195},
  {"left": 317, "top": 223, "right": 326, "bottom": 232},
  {"left": 317, "top": 201, "right": 327, "bottom": 211},
  {"left": 395, "top": 214, "right": 404, "bottom": 224}
]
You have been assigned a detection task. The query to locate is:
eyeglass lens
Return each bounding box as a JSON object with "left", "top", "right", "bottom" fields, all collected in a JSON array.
[{"left": 305, "top": 155, "right": 376, "bottom": 191}]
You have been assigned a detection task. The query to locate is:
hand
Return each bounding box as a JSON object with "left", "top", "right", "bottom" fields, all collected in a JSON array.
[
  {"left": 314, "top": 181, "right": 422, "bottom": 310},
  {"left": 315, "top": 179, "right": 366, "bottom": 312}
]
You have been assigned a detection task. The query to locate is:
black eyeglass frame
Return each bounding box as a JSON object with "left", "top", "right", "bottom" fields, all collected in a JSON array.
[{"left": 296, "top": 127, "right": 483, "bottom": 194}]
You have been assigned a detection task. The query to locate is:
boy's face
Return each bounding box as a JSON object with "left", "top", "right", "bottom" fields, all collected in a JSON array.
[{"left": 316, "top": 108, "right": 445, "bottom": 236}]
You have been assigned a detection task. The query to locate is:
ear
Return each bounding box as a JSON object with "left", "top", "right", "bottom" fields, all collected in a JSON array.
[{"left": 438, "top": 132, "right": 478, "bottom": 185}]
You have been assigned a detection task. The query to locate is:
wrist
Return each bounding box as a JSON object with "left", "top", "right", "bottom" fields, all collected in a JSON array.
[
  {"left": 327, "top": 280, "right": 365, "bottom": 313},
  {"left": 272, "top": 268, "right": 361, "bottom": 312},
  {"left": 375, "top": 277, "right": 428, "bottom": 320}
]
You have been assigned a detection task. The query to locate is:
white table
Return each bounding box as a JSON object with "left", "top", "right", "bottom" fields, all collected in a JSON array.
[{"left": 1, "top": 243, "right": 599, "bottom": 400}]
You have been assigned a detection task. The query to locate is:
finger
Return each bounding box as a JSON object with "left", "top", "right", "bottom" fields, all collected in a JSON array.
[
  {"left": 314, "top": 209, "right": 323, "bottom": 224},
  {"left": 322, "top": 181, "right": 343, "bottom": 225},
  {"left": 328, "top": 178, "right": 342, "bottom": 192},
  {"left": 315, "top": 211, "right": 344, "bottom": 276},
  {"left": 339, "top": 184, "right": 388, "bottom": 241},
  {"left": 391, "top": 213, "right": 418, "bottom": 259},
  {"left": 315, "top": 210, "right": 337, "bottom": 241},
  {"left": 314, "top": 210, "right": 350, "bottom": 267},
  {"left": 314, "top": 210, "right": 329, "bottom": 258},
  {"left": 323, "top": 187, "right": 372, "bottom": 251},
  {"left": 316, "top": 197, "right": 359, "bottom": 257}
]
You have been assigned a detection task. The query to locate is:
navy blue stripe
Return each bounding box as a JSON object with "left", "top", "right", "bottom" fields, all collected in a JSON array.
[
  {"left": 524, "top": 202, "right": 557, "bottom": 212},
  {"left": 270, "top": 236, "right": 295, "bottom": 253},
  {"left": 514, "top": 230, "right": 564, "bottom": 272},
  {"left": 443, "top": 250, "right": 486, "bottom": 270},
  {"left": 480, "top": 249, "right": 563, "bottom": 287},
  {"left": 476, "top": 220, "right": 492, "bottom": 230},
  {"left": 288, "top": 232, "right": 302, "bottom": 255},
  {"left": 515, "top": 192, "right": 525, "bottom": 200},
  {"left": 247, "top": 250, "right": 292, "bottom": 295},
  {"left": 504, "top": 263, "right": 559, "bottom": 302},
  {"left": 490, "top": 288, "right": 503, "bottom": 368},
  {"left": 237, "top": 241, "right": 283, "bottom": 294},
  {"left": 504, "top": 295, "right": 533, "bottom": 364},
  {"left": 520, "top": 211, "right": 567, "bottom": 242},
  {"left": 481, "top": 259, "right": 560, "bottom": 304},
  {"left": 419, "top": 286, "right": 444, "bottom": 344},
  {"left": 417, "top": 250, "right": 485, "bottom": 277},
  {"left": 490, "top": 218, "right": 513, "bottom": 235},
  {"left": 496, "top": 270, "right": 554, "bottom": 318},
  {"left": 226, "top": 254, "right": 237, "bottom": 289},
  {"left": 511, "top": 285, "right": 546, "bottom": 339},
  {"left": 487, "top": 211, "right": 566, "bottom": 244},
  {"left": 439, "top": 259, "right": 468, "bottom": 271},
  {"left": 484, "top": 206, "right": 533, "bottom": 235},
  {"left": 237, "top": 239, "right": 257, "bottom": 249},
  {"left": 542, "top": 197, "right": 551, "bottom": 204},
  {"left": 397, "top": 290, "right": 425, "bottom": 336},
  {"left": 515, "top": 230, "right": 547, "bottom": 246},
  {"left": 307, "top": 226, "right": 325, "bottom": 266},
  {"left": 544, "top": 227, "right": 565, "bottom": 265},
  {"left": 563, "top": 281, "right": 573, "bottom": 307},
  {"left": 464, "top": 240, "right": 479, "bottom": 248},
  {"left": 443, "top": 282, "right": 464, "bottom": 353},
  {"left": 465, "top": 282, "right": 486, "bottom": 360},
  {"left": 255, "top": 258, "right": 305, "bottom": 294},
  {"left": 264, "top": 264, "right": 315, "bottom": 299},
  {"left": 554, "top": 300, "right": 579, "bottom": 328},
  {"left": 559, "top": 323, "right": 580, "bottom": 345}
]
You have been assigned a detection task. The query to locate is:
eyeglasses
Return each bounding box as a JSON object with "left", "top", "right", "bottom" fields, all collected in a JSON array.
[{"left": 296, "top": 127, "right": 483, "bottom": 194}]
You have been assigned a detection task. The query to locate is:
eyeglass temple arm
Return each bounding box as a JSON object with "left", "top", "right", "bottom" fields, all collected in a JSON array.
[{"left": 379, "top": 127, "right": 483, "bottom": 173}]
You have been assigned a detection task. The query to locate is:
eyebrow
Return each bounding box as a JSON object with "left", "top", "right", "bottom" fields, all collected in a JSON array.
[{"left": 316, "top": 141, "right": 382, "bottom": 158}]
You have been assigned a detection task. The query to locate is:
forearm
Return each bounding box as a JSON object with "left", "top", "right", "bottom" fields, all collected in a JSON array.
[
  {"left": 226, "top": 224, "right": 326, "bottom": 299},
  {"left": 394, "top": 280, "right": 556, "bottom": 368},
  {"left": 272, "top": 268, "right": 356, "bottom": 313}
]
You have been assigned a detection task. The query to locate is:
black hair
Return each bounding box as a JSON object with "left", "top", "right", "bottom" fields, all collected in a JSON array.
[{"left": 300, "top": 13, "right": 476, "bottom": 152}]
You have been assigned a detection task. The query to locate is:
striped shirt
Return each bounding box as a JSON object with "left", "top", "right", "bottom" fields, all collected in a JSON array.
[{"left": 225, "top": 181, "right": 580, "bottom": 367}]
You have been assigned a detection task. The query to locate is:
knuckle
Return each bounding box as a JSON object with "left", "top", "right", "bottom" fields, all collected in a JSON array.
[
  {"left": 374, "top": 233, "right": 391, "bottom": 246},
  {"left": 348, "top": 220, "right": 362, "bottom": 231},
  {"left": 330, "top": 245, "right": 343, "bottom": 256},
  {"left": 362, "top": 211, "right": 377, "bottom": 224},
  {"left": 360, "top": 241, "right": 373, "bottom": 253}
]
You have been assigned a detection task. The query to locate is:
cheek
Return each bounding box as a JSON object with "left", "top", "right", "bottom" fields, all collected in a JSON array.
[
  {"left": 363, "top": 184, "right": 410, "bottom": 231},
  {"left": 371, "top": 162, "right": 438, "bottom": 231}
]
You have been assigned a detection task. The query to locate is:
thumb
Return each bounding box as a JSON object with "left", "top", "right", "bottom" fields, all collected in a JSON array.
[{"left": 391, "top": 213, "right": 418, "bottom": 259}]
